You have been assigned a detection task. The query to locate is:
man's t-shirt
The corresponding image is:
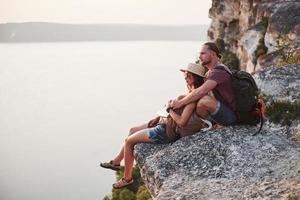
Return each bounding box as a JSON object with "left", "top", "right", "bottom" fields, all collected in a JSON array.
[{"left": 207, "top": 65, "right": 236, "bottom": 113}]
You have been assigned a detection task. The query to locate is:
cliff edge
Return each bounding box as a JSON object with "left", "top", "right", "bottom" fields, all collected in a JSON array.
[
  {"left": 134, "top": 64, "right": 300, "bottom": 200},
  {"left": 135, "top": 124, "right": 300, "bottom": 199},
  {"left": 134, "top": 0, "right": 300, "bottom": 198}
]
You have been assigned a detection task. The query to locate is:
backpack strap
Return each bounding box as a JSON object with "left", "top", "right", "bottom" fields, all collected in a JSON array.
[
  {"left": 214, "top": 64, "right": 233, "bottom": 75},
  {"left": 210, "top": 64, "right": 235, "bottom": 106},
  {"left": 252, "top": 110, "right": 263, "bottom": 136},
  {"left": 214, "top": 64, "right": 241, "bottom": 121},
  {"left": 252, "top": 98, "right": 266, "bottom": 136}
]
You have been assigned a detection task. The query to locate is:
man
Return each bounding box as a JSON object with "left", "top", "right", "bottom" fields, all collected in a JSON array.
[{"left": 170, "top": 42, "right": 237, "bottom": 126}]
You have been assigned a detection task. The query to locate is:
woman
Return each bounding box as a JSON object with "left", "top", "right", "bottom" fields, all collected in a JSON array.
[{"left": 100, "top": 63, "right": 209, "bottom": 189}]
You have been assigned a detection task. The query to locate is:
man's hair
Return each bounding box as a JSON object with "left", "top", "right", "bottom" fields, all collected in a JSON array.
[{"left": 204, "top": 42, "right": 222, "bottom": 59}]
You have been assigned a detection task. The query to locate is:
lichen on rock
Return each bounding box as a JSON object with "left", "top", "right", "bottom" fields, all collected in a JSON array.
[{"left": 254, "top": 64, "right": 300, "bottom": 102}]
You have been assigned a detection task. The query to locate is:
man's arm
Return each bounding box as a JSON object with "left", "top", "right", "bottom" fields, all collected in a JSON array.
[
  {"left": 169, "top": 103, "right": 196, "bottom": 128},
  {"left": 176, "top": 94, "right": 186, "bottom": 100},
  {"left": 171, "top": 80, "right": 217, "bottom": 109}
]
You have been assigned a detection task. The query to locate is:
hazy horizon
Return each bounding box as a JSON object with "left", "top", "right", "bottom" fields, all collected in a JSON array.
[
  {"left": 1, "top": 22, "right": 210, "bottom": 26},
  {"left": 1, "top": 0, "right": 212, "bottom": 42},
  {"left": 0, "top": 1, "right": 212, "bottom": 199},
  {"left": 0, "top": 23, "right": 209, "bottom": 42},
  {"left": 1, "top": 0, "right": 212, "bottom": 25}
]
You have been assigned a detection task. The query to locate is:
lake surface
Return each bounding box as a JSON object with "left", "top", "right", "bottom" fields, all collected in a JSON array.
[{"left": 0, "top": 41, "right": 202, "bottom": 200}]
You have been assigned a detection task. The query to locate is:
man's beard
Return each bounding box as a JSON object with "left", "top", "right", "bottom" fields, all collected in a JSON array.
[{"left": 201, "top": 59, "right": 211, "bottom": 66}]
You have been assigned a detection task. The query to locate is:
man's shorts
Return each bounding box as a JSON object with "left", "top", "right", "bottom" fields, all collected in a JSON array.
[
  {"left": 148, "top": 124, "right": 169, "bottom": 144},
  {"left": 210, "top": 101, "right": 237, "bottom": 126}
]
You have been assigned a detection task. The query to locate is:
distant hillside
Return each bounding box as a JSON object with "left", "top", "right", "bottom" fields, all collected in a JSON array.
[{"left": 0, "top": 22, "right": 208, "bottom": 42}]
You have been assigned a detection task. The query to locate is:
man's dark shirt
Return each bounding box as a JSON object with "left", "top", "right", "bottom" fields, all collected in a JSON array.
[{"left": 207, "top": 64, "right": 236, "bottom": 113}]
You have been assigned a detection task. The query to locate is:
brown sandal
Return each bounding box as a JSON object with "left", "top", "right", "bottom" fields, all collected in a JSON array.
[
  {"left": 113, "top": 177, "right": 134, "bottom": 189},
  {"left": 100, "top": 160, "right": 121, "bottom": 171}
]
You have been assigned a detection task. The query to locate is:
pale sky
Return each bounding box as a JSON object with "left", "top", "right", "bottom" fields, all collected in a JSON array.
[{"left": 1, "top": 0, "right": 212, "bottom": 24}]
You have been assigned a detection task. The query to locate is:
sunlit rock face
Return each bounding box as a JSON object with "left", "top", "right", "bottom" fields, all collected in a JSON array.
[{"left": 208, "top": 0, "right": 300, "bottom": 73}]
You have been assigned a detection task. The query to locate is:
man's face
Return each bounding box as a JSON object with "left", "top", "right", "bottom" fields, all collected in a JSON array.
[{"left": 199, "top": 45, "right": 212, "bottom": 66}]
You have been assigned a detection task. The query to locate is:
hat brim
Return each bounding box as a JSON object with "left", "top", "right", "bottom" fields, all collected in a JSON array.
[{"left": 179, "top": 68, "right": 205, "bottom": 77}]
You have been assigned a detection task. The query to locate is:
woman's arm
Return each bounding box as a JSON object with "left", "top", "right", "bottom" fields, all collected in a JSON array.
[{"left": 169, "top": 103, "right": 196, "bottom": 128}]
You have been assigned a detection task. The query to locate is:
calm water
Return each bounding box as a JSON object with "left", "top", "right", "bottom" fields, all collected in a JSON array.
[{"left": 0, "top": 41, "right": 202, "bottom": 200}]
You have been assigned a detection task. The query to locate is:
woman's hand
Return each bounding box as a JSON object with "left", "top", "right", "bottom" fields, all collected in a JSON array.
[
  {"left": 147, "top": 116, "right": 160, "bottom": 128},
  {"left": 167, "top": 99, "right": 173, "bottom": 109}
]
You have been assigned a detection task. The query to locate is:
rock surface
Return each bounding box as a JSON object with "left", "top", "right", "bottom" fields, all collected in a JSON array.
[
  {"left": 135, "top": 123, "right": 300, "bottom": 199},
  {"left": 254, "top": 64, "right": 300, "bottom": 102},
  {"left": 208, "top": 0, "right": 300, "bottom": 73}
]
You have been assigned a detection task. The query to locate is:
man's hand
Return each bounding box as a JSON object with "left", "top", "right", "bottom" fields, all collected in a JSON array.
[
  {"left": 147, "top": 116, "right": 160, "bottom": 128},
  {"left": 169, "top": 99, "right": 183, "bottom": 110}
]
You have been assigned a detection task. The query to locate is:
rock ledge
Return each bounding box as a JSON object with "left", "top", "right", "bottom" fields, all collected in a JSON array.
[{"left": 135, "top": 124, "right": 300, "bottom": 199}]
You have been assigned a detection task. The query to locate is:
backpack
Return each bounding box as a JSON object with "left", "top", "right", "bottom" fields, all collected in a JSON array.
[{"left": 215, "top": 65, "right": 266, "bottom": 134}]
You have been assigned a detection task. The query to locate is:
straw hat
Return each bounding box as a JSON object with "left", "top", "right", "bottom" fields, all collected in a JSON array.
[{"left": 180, "top": 63, "right": 205, "bottom": 77}]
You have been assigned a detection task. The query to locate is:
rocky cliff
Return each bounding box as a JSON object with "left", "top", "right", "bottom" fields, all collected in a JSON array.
[
  {"left": 134, "top": 64, "right": 300, "bottom": 200},
  {"left": 208, "top": 0, "right": 300, "bottom": 73},
  {"left": 135, "top": 124, "right": 300, "bottom": 199},
  {"left": 134, "top": 1, "right": 300, "bottom": 199}
]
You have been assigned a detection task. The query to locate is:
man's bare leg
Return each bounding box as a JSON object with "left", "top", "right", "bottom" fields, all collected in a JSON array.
[{"left": 196, "top": 95, "right": 218, "bottom": 118}]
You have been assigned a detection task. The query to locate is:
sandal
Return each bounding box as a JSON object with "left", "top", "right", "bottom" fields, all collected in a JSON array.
[
  {"left": 113, "top": 177, "right": 134, "bottom": 189},
  {"left": 100, "top": 160, "right": 121, "bottom": 171}
]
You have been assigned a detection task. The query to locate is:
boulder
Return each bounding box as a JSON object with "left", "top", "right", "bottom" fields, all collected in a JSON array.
[
  {"left": 135, "top": 123, "right": 300, "bottom": 199},
  {"left": 254, "top": 64, "right": 300, "bottom": 102}
]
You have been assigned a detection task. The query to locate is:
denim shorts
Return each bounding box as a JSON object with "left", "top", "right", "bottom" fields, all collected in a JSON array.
[
  {"left": 148, "top": 124, "right": 169, "bottom": 144},
  {"left": 210, "top": 101, "right": 237, "bottom": 126}
]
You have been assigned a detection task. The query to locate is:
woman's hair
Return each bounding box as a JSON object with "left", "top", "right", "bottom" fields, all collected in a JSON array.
[{"left": 191, "top": 73, "right": 204, "bottom": 88}]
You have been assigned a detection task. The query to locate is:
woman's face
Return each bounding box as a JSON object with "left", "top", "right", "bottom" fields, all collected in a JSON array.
[{"left": 184, "top": 72, "right": 195, "bottom": 85}]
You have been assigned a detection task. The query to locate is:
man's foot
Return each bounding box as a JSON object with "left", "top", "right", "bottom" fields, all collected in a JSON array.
[
  {"left": 112, "top": 177, "right": 134, "bottom": 189},
  {"left": 100, "top": 160, "right": 121, "bottom": 171}
]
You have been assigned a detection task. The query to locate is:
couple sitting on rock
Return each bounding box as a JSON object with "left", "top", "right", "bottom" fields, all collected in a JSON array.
[{"left": 100, "top": 42, "right": 237, "bottom": 189}]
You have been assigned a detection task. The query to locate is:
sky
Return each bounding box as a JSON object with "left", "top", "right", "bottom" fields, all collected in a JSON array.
[{"left": 0, "top": 0, "right": 212, "bottom": 24}]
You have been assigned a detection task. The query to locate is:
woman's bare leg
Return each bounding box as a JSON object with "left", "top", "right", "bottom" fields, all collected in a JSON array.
[
  {"left": 112, "top": 123, "right": 148, "bottom": 165},
  {"left": 123, "top": 128, "right": 153, "bottom": 181}
]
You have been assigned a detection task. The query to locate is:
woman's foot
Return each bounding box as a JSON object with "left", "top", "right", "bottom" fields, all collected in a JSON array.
[
  {"left": 112, "top": 177, "right": 134, "bottom": 189},
  {"left": 100, "top": 160, "right": 121, "bottom": 171}
]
